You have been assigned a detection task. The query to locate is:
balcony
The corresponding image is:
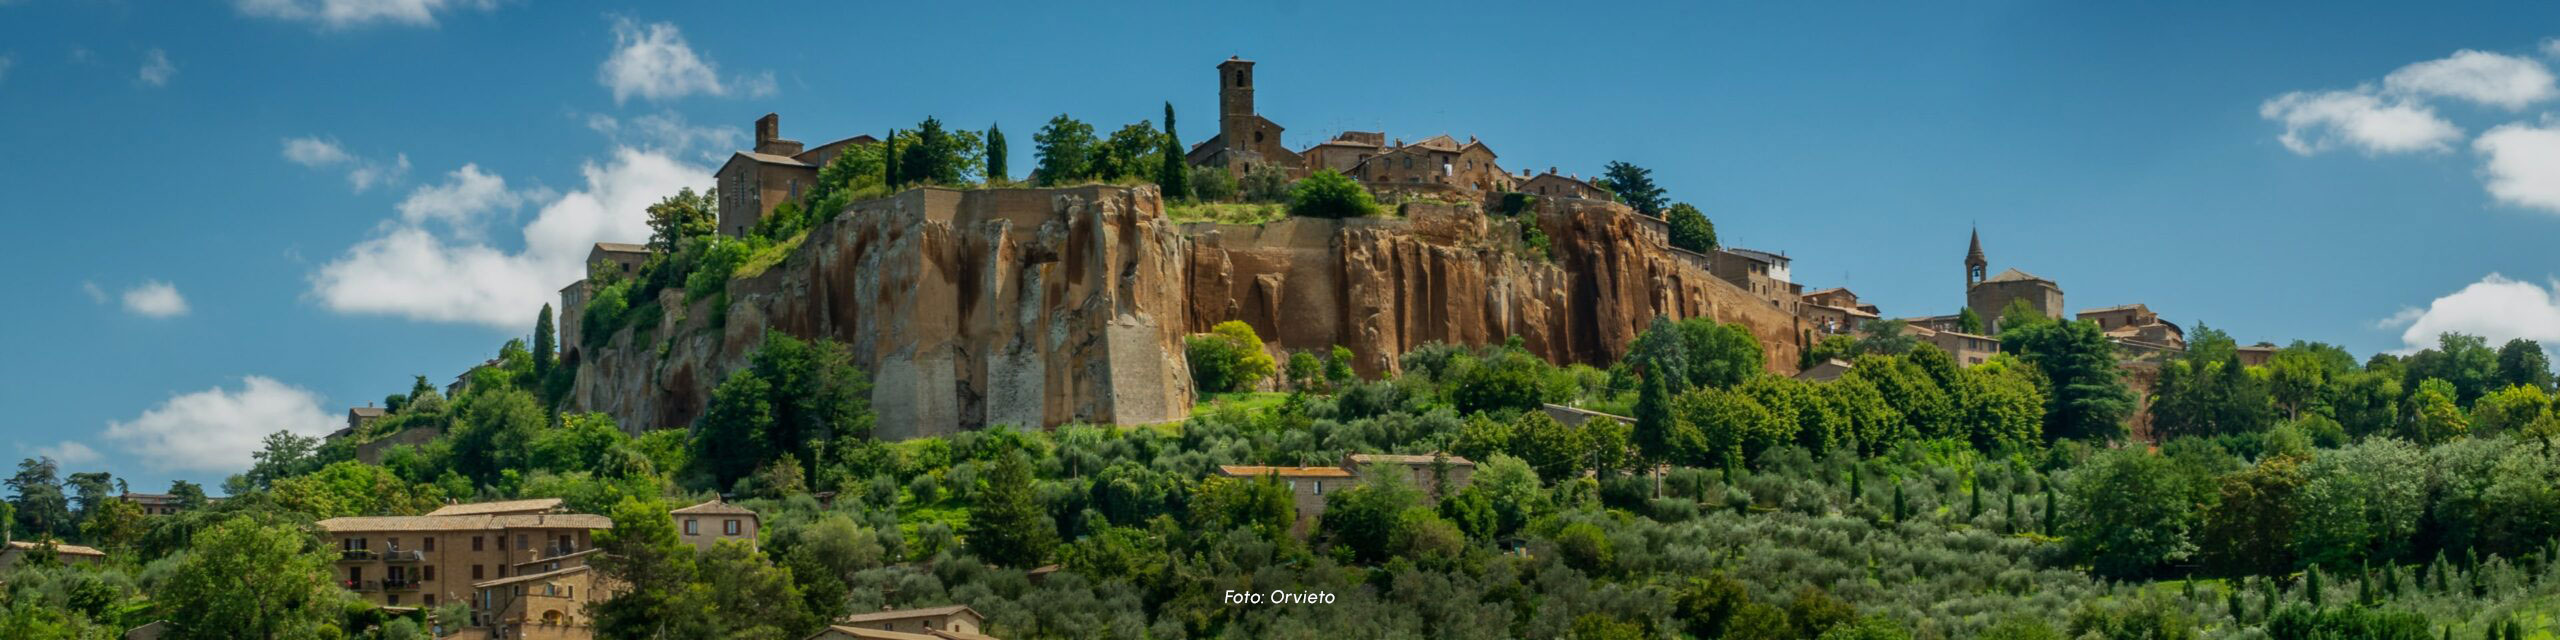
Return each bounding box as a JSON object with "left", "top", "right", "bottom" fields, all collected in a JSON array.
[
  {"left": 338, "top": 549, "right": 378, "bottom": 562},
  {"left": 381, "top": 549, "right": 426, "bottom": 562},
  {"left": 539, "top": 544, "right": 584, "bottom": 559},
  {"left": 344, "top": 579, "right": 424, "bottom": 592}
]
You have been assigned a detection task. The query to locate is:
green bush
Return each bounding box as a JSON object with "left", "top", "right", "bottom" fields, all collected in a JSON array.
[
  {"left": 1184, "top": 320, "right": 1276, "bottom": 393},
  {"left": 1287, "top": 169, "right": 1379, "bottom": 218}
]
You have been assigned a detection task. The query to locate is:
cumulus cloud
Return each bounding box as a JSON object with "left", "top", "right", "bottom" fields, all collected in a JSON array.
[
  {"left": 2379, "top": 273, "right": 2560, "bottom": 354},
  {"left": 597, "top": 17, "right": 770, "bottom": 104},
  {"left": 397, "top": 163, "right": 528, "bottom": 234},
  {"left": 104, "top": 376, "right": 338, "bottom": 473},
  {"left": 281, "top": 136, "right": 409, "bottom": 192},
  {"left": 137, "top": 48, "right": 174, "bottom": 87},
  {"left": 33, "top": 441, "right": 101, "bottom": 466},
  {"left": 2260, "top": 89, "right": 2463, "bottom": 155},
  {"left": 584, "top": 111, "right": 743, "bottom": 163},
  {"left": 309, "top": 147, "right": 705, "bottom": 329},
  {"left": 233, "top": 0, "right": 497, "bottom": 29},
  {"left": 2473, "top": 120, "right": 2560, "bottom": 213},
  {"left": 82, "top": 281, "right": 107, "bottom": 303},
  {"left": 121, "top": 280, "right": 190, "bottom": 317},
  {"left": 2382, "top": 49, "right": 2558, "bottom": 110}
]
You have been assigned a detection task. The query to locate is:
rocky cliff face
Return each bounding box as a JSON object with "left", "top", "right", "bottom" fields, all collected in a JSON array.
[{"left": 570, "top": 185, "right": 1802, "bottom": 439}]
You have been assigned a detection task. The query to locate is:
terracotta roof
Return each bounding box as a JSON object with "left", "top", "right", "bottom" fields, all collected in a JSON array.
[
  {"left": 817, "top": 626, "right": 942, "bottom": 640},
  {"left": 671, "top": 499, "right": 757, "bottom": 516},
  {"left": 348, "top": 406, "right": 387, "bottom": 418},
  {"left": 1405, "top": 134, "right": 1459, "bottom": 152},
  {"left": 1801, "top": 287, "right": 1851, "bottom": 299},
  {"left": 1810, "top": 304, "right": 1878, "bottom": 319},
  {"left": 1720, "top": 247, "right": 1790, "bottom": 265},
  {"left": 1215, "top": 465, "right": 1353, "bottom": 478},
  {"left": 1346, "top": 453, "right": 1475, "bottom": 467},
  {"left": 427, "top": 498, "right": 563, "bottom": 516},
  {"left": 317, "top": 513, "right": 610, "bottom": 533},
  {"left": 592, "top": 242, "right": 650, "bottom": 255},
  {"left": 8, "top": 540, "right": 105, "bottom": 557},
  {"left": 512, "top": 548, "right": 599, "bottom": 567},
  {"left": 1982, "top": 268, "right": 2054, "bottom": 285},
  {"left": 839, "top": 605, "right": 982, "bottom": 625},
  {"left": 1538, "top": 404, "right": 1635, "bottom": 427},
  {"left": 2076, "top": 304, "right": 2149, "bottom": 315},
  {"left": 733, "top": 151, "right": 816, "bottom": 168},
  {"left": 470, "top": 564, "right": 590, "bottom": 589}
]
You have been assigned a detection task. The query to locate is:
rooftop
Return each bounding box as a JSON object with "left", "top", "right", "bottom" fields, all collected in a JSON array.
[
  {"left": 8, "top": 540, "right": 105, "bottom": 557},
  {"left": 818, "top": 626, "right": 943, "bottom": 640},
  {"left": 592, "top": 242, "right": 650, "bottom": 255},
  {"left": 1215, "top": 465, "right": 1354, "bottom": 478},
  {"left": 426, "top": 497, "right": 564, "bottom": 517},
  {"left": 471, "top": 564, "right": 590, "bottom": 589},
  {"left": 317, "top": 512, "right": 611, "bottom": 533},
  {"left": 1346, "top": 453, "right": 1475, "bottom": 467},
  {"left": 1982, "top": 267, "right": 2055, "bottom": 285},
  {"left": 348, "top": 406, "right": 387, "bottom": 418},
  {"left": 839, "top": 605, "right": 982, "bottom": 624},
  {"left": 672, "top": 499, "right": 757, "bottom": 516},
  {"left": 2076, "top": 303, "right": 2150, "bottom": 315}
]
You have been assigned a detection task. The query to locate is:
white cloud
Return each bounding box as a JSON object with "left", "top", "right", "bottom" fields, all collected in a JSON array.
[
  {"left": 2260, "top": 89, "right": 2463, "bottom": 155},
  {"left": 282, "top": 136, "right": 354, "bottom": 167},
  {"left": 2382, "top": 50, "right": 2558, "bottom": 110},
  {"left": 137, "top": 48, "right": 174, "bottom": 87},
  {"left": 34, "top": 441, "right": 101, "bottom": 466},
  {"left": 309, "top": 147, "right": 705, "bottom": 329},
  {"left": 104, "top": 376, "right": 338, "bottom": 473},
  {"left": 281, "top": 136, "right": 409, "bottom": 192},
  {"left": 233, "top": 0, "right": 497, "bottom": 30},
  {"left": 81, "top": 281, "right": 107, "bottom": 303},
  {"left": 397, "top": 163, "right": 525, "bottom": 231},
  {"left": 0, "top": 54, "right": 14, "bottom": 86},
  {"left": 2381, "top": 273, "right": 2560, "bottom": 354},
  {"left": 121, "top": 280, "right": 190, "bottom": 318},
  {"left": 597, "top": 17, "right": 768, "bottom": 104},
  {"left": 2474, "top": 120, "right": 2560, "bottom": 213},
  {"left": 584, "top": 111, "right": 743, "bottom": 163}
]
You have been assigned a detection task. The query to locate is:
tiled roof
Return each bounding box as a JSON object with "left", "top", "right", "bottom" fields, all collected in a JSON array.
[
  {"left": 592, "top": 242, "right": 650, "bottom": 255},
  {"left": 427, "top": 498, "right": 563, "bottom": 516},
  {"left": 470, "top": 564, "right": 589, "bottom": 589},
  {"left": 512, "top": 548, "right": 599, "bottom": 568},
  {"left": 1215, "top": 465, "right": 1353, "bottom": 478},
  {"left": 1346, "top": 453, "right": 1475, "bottom": 467},
  {"left": 732, "top": 151, "right": 816, "bottom": 168},
  {"left": 348, "top": 406, "right": 387, "bottom": 418},
  {"left": 1982, "top": 268, "right": 2053, "bottom": 284},
  {"left": 671, "top": 499, "right": 757, "bottom": 516},
  {"left": 317, "top": 512, "right": 610, "bottom": 533},
  {"left": 1405, "top": 134, "right": 1459, "bottom": 152},
  {"left": 839, "top": 605, "right": 981, "bottom": 624},
  {"left": 2076, "top": 303, "right": 2148, "bottom": 315},
  {"left": 7, "top": 540, "right": 104, "bottom": 557},
  {"left": 1538, "top": 404, "right": 1635, "bottom": 427},
  {"left": 820, "top": 626, "right": 942, "bottom": 640}
]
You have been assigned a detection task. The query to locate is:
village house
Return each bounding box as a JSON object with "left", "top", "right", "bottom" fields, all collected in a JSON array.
[
  {"left": 1903, "top": 324, "right": 2002, "bottom": 367},
  {"left": 315, "top": 498, "right": 611, "bottom": 615},
  {"left": 470, "top": 564, "right": 605, "bottom": 640},
  {"left": 0, "top": 540, "right": 105, "bottom": 572},
  {"left": 2236, "top": 342, "right": 2278, "bottom": 367},
  {"left": 1540, "top": 404, "right": 1635, "bottom": 429},
  {"left": 2077, "top": 303, "right": 2188, "bottom": 355},
  {"left": 1212, "top": 451, "right": 1478, "bottom": 538},
  {"left": 1799, "top": 288, "right": 1879, "bottom": 336},
  {"left": 1344, "top": 453, "right": 1476, "bottom": 501},
  {"left": 817, "top": 605, "right": 996, "bottom": 640},
  {"left": 120, "top": 492, "right": 187, "bottom": 516},
  {"left": 672, "top": 498, "right": 759, "bottom": 552},
  {"left": 1212, "top": 464, "right": 1353, "bottom": 537},
  {"left": 1707, "top": 247, "right": 1800, "bottom": 307},
  {"left": 715, "top": 113, "right": 879, "bottom": 237},
  {"left": 586, "top": 242, "right": 652, "bottom": 278},
  {"left": 1516, "top": 168, "right": 1611, "bottom": 201},
  {"left": 1796, "top": 358, "right": 1856, "bottom": 383}
]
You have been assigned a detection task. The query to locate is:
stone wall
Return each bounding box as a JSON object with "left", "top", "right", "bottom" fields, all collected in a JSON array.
[{"left": 570, "top": 185, "right": 1803, "bottom": 439}]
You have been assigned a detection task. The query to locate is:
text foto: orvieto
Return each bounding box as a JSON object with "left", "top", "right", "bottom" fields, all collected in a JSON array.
[{"left": 1223, "top": 589, "right": 1337, "bottom": 605}]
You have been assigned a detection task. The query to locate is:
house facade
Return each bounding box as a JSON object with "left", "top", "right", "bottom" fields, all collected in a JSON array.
[
  {"left": 672, "top": 499, "right": 759, "bottom": 552},
  {"left": 315, "top": 499, "right": 611, "bottom": 613}
]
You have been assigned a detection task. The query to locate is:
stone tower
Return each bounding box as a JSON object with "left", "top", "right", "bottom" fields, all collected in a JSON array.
[
  {"left": 1965, "top": 228, "right": 1987, "bottom": 290},
  {"left": 1217, "top": 57, "right": 1257, "bottom": 175}
]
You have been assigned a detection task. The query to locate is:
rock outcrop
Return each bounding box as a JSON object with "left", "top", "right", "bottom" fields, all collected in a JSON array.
[{"left": 569, "top": 185, "right": 1803, "bottom": 439}]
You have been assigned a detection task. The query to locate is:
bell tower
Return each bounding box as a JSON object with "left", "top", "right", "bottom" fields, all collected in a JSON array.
[
  {"left": 1218, "top": 57, "right": 1255, "bottom": 122},
  {"left": 1965, "top": 228, "right": 1987, "bottom": 290}
]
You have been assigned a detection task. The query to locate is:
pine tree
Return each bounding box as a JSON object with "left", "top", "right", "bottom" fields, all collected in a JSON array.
[
  {"left": 532, "top": 304, "right": 557, "bottom": 382},
  {"left": 963, "top": 449, "right": 1056, "bottom": 568},
  {"left": 883, "top": 129, "right": 901, "bottom": 187},
  {"left": 1158, "top": 101, "right": 1188, "bottom": 201},
  {"left": 986, "top": 123, "right": 1008, "bottom": 183}
]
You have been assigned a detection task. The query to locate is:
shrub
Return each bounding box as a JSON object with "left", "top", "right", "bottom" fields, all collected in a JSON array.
[
  {"left": 1286, "top": 169, "right": 1378, "bottom": 218},
  {"left": 1240, "top": 163, "right": 1292, "bottom": 203},
  {"left": 1189, "top": 164, "right": 1238, "bottom": 202},
  {"left": 1184, "top": 320, "right": 1276, "bottom": 393}
]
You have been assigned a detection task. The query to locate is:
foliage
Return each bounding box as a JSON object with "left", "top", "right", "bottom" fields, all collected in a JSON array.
[
  {"left": 965, "top": 450, "right": 1056, "bottom": 568},
  {"left": 694, "top": 333, "right": 875, "bottom": 489},
  {"left": 157, "top": 515, "right": 338, "bottom": 640},
  {"left": 2002, "top": 319, "right": 2134, "bottom": 442},
  {"left": 1189, "top": 164, "right": 1238, "bottom": 201},
  {"left": 1185, "top": 320, "right": 1277, "bottom": 393},
  {"left": 1240, "top": 162, "right": 1293, "bottom": 203},
  {"left": 644, "top": 186, "right": 716, "bottom": 252},
  {"left": 1666, "top": 202, "right": 1717, "bottom": 252},
  {"left": 1595, "top": 161, "right": 1666, "bottom": 216},
  {"left": 984, "top": 122, "right": 1008, "bottom": 183},
  {"left": 1286, "top": 169, "right": 1379, "bottom": 218},
  {"left": 2062, "top": 448, "right": 2199, "bottom": 578}
]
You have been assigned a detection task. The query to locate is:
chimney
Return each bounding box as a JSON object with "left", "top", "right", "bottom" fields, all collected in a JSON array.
[{"left": 755, "top": 113, "right": 781, "bottom": 146}]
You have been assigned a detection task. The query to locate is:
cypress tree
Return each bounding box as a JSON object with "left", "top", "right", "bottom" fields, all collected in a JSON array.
[
  {"left": 532, "top": 304, "right": 556, "bottom": 382},
  {"left": 1848, "top": 465, "right": 1864, "bottom": 501},
  {"left": 986, "top": 123, "right": 1008, "bottom": 183},
  {"left": 1890, "top": 479, "right": 1909, "bottom": 522},
  {"left": 883, "top": 129, "right": 901, "bottom": 188},
  {"left": 1158, "top": 101, "right": 1189, "bottom": 200},
  {"left": 2226, "top": 582, "right": 2245, "bottom": 622},
  {"left": 2304, "top": 564, "right": 2322, "bottom": 607},
  {"left": 2003, "top": 488, "right": 2018, "bottom": 534},
  {"left": 2359, "top": 560, "right": 2374, "bottom": 605},
  {"left": 1632, "top": 371, "right": 1673, "bottom": 497},
  {"left": 1968, "top": 481, "right": 1983, "bottom": 520},
  {"left": 963, "top": 449, "right": 1057, "bottom": 568},
  {"left": 2260, "top": 576, "right": 2278, "bottom": 620},
  {"left": 2042, "top": 484, "right": 2058, "bottom": 533}
]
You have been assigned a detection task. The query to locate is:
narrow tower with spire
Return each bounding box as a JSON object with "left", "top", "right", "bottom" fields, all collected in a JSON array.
[{"left": 1965, "top": 228, "right": 1987, "bottom": 290}]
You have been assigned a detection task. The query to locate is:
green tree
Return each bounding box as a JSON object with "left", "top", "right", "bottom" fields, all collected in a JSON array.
[
  {"left": 2496, "top": 338, "right": 2552, "bottom": 391},
  {"left": 966, "top": 449, "right": 1057, "bottom": 568},
  {"left": 270, "top": 461, "right": 447, "bottom": 519},
  {"left": 1852, "top": 319, "right": 1919, "bottom": 357},
  {"left": 2003, "top": 319, "right": 2133, "bottom": 442},
  {"left": 1285, "top": 351, "right": 1323, "bottom": 391},
  {"left": 1325, "top": 344, "right": 1358, "bottom": 387},
  {"left": 2292, "top": 437, "right": 2427, "bottom": 568},
  {"left": 1450, "top": 349, "right": 1553, "bottom": 415},
  {"left": 1190, "top": 164, "right": 1238, "bottom": 201},
  {"left": 1956, "top": 307, "right": 1986, "bottom": 334},
  {"left": 532, "top": 303, "right": 558, "bottom": 387},
  {"left": 242, "top": 431, "right": 319, "bottom": 491},
  {"left": 985, "top": 122, "right": 1008, "bottom": 183},
  {"left": 644, "top": 187, "right": 715, "bottom": 253},
  {"left": 2402, "top": 378, "right": 2467, "bottom": 444},
  {"left": 8, "top": 457, "right": 71, "bottom": 539},
  {"left": 158, "top": 516, "right": 338, "bottom": 640},
  {"left": 1665, "top": 202, "right": 1716, "bottom": 252},
  {"left": 692, "top": 334, "right": 874, "bottom": 488},
  {"left": 1287, "top": 168, "right": 1379, "bottom": 218},
  {"left": 1184, "top": 320, "right": 1277, "bottom": 393},
  {"left": 1596, "top": 160, "right": 1667, "bottom": 216},
  {"left": 449, "top": 387, "right": 544, "bottom": 484},
  {"left": 2403, "top": 333, "right": 2499, "bottom": 406},
  {"left": 1507, "top": 410, "right": 1585, "bottom": 484},
  {"left": 697, "top": 539, "right": 816, "bottom": 638},
  {"left": 1159, "top": 101, "right": 1189, "bottom": 199},
  {"left": 591, "top": 497, "right": 712, "bottom": 639},
  {"left": 2062, "top": 448, "right": 2197, "bottom": 578},
  {"left": 2471, "top": 383, "right": 2549, "bottom": 435},
  {"left": 2196, "top": 454, "right": 2308, "bottom": 577},
  {"left": 881, "top": 128, "right": 900, "bottom": 187},
  {"left": 1317, "top": 468, "right": 1422, "bottom": 564}
]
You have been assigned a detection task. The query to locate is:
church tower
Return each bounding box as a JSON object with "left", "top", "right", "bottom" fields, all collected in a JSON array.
[{"left": 1964, "top": 228, "right": 1987, "bottom": 290}]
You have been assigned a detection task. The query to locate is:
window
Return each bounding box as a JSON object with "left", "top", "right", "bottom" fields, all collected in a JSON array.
[
  {"left": 1312, "top": 481, "right": 1323, "bottom": 495},
  {"left": 423, "top": 536, "right": 435, "bottom": 551},
  {"left": 388, "top": 537, "right": 400, "bottom": 551},
  {"left": 472, "top": 536, "right": 484, "bottom": 552},
  {"left": 518, "top": 534, "right": 529, "bottom": 550},
  {"left": 388, "top": 594, "right": 400, "bottom": 605},
  {"left": 498, "top": 564, "right": 509, "bottom": 578},
  {"left": 424, "top": 567, "right": 435, "bottom": 581},
  {"left": 349, "top": 567, "right": 362, "bottom": 583},
  {"left": 684, "top": 519, "right": 699, "bottom": 535},
  {"left": 472, "top": 565, "right": 484, "bottom": 580},
  {"left": 425, "top": 594, "right": 437, "bottom": 607},
  {"left": 724, "top": 519, "right": 741, "bottom": 535}
]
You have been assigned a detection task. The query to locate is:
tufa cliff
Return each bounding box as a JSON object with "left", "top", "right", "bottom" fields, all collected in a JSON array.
[{"left": 567, "top": 185, "right": 1802, "bottom": 439}]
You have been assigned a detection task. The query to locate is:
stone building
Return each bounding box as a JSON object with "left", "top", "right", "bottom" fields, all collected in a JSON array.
[
  {"left": 1517, "top": 168, "right": 1611, "bottom": 201},
  {"left": 471, "top": 564, "right": 603, "bottom": 640},
  {"left": 1904, "top": 324, "right": 2001, "bottom": 367},
  {"left": 121, "top": 492, "right": 187, "bottom": 516},
  {"left": 1345, "top": 453, "right": 1475, "bottom": 501},
  {"left": 316, "top": 498, "right": 611, "bottom": 613},
  {"left": 2077, "top": 303, "right": 2186, "bottom": 354},
  {"left": 1963, "top": 230, "right": 2063, "bottom": 331},
  {"left": 2236, "top": 342, "right": 2277, "bottom": 367},
  {"left": 715, "top": 113, "right": 878, "bottom": 237},
  {"left": 1212, "top": 464, "right": 1352, "bottom": 538},
  {"left": 586, "top": 242, "right": 652, "bottom": 278},
  {"left": 1347, "top": 135, "right": 1509, "bottom": 193},
  {"left": 1185, "top": 58, "right": 1303, "bottom": 178},
  {"left": 1299, "top": 131, "right": 1384, "bottom": 173},
  {"left": 0, "top": 540, "right": 105, "bottom": 571},
  {"left": 1799, "top": 288, "right": 1878, "bottom": 336},
  {"left": 820, "top": 605, "right": 995, "bottom": 640},
  {"left": 672, "top": 499, "right": 759, "bottom": 552},
  {"left": 1710, "top": 247, "right": 1799, "bottom": 304}
]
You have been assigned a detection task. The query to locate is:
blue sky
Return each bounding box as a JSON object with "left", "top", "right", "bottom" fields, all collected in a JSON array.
[{"left": 5, "top": 1, "right": 2559, "bottom": 493}]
